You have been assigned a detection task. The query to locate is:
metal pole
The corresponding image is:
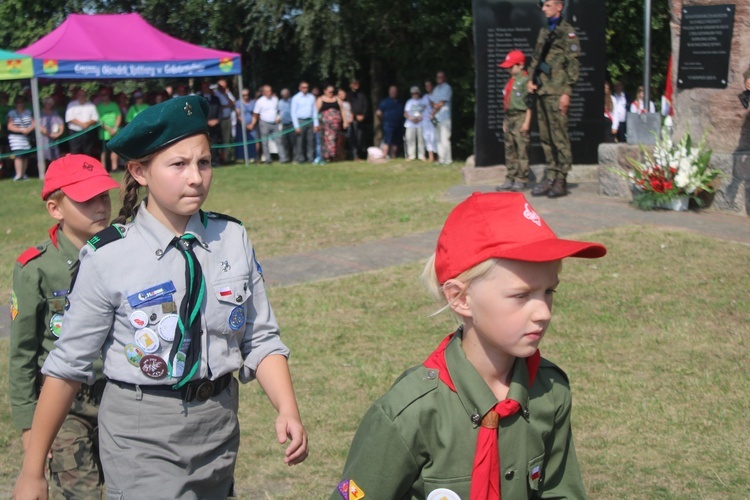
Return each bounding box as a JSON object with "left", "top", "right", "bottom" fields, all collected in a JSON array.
[
  {"left": 238, "top": 74, "right": 249, "bottom": 167},
  {"left": 644, "top": 0, "right": 652, "bottom": 113},
  {"left": 30, "top": 77, "right": 46, "bottom": 177}
]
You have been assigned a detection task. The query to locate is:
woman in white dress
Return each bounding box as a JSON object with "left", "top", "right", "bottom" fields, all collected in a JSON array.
[{"left": 421, "top": 80, "right": 437, "bottom": 163}]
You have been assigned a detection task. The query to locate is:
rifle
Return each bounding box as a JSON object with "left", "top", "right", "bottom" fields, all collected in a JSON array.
[{"left": 524, "top": 29, "right": 560, "bottom": 108}]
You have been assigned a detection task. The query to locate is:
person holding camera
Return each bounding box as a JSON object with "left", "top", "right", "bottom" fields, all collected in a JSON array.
[{"left": 527, "top": 0, "right": 580, "bottom": 198}]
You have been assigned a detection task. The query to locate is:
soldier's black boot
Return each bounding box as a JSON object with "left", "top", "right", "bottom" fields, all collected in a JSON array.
[
  {"left": 547, "top": 178, "right": 568, "bottom": 198},
  {"left": 531, "top": 178, "right": 552, "bottom": 196}
]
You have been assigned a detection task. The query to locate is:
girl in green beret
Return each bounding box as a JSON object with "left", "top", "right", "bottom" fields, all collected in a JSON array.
[{"left": 15, "top": 95, "right": 307, "bottom": 499}]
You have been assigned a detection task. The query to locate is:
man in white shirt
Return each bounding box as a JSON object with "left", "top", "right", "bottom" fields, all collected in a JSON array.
[
  {"left": 65, "top": 88, "right": 99, "bottom": 156},
  {"left": 430, "top": 71, "right": 453, "bottom": 164},
  {"left": 403, "top": 86, "right": 426, "bottom": 161},
  {"left": 612, "top": 82, "right": 628, "bottom": 143},
  {"left": 290, "top": 81, "right": 320, "bottom": 163},
  {"left": 250, "top": 85, "right": 280, "bottom": 164}
]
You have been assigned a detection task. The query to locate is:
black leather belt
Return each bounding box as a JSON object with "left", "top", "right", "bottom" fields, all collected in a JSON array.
[{"left": 109, "top": 372, "right": 233, "bottom": 403}]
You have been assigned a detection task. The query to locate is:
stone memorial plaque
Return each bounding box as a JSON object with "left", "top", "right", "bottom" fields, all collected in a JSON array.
[
  {"left": 473, "top": 0, "right": 606, "bottom": 167},
  {"left": 677, "top": 5, "right": 735, "bottom": 89}
]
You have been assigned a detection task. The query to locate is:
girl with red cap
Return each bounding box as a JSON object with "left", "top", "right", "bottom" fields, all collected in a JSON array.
[{"left": 332, "top": 192, "right": 606, "bottom": 500}]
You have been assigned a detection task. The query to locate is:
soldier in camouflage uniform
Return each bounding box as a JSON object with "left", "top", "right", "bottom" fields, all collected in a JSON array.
[
  {"left": 10, "top": 154, "right": 118, "bottom": 498},
  {"left": 528, "top": 0, "right": 580, "bottom": 198}
]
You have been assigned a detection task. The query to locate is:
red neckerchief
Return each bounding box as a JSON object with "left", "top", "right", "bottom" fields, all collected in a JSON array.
[
  {"left": 503, "top": 78, "right": 514, "bottom": 112},
  {"left": 48, "top": 223, "right": 61, "bottom": 249},
  {"left": 424, "top": 333, "right": 541, "bottom": 500}
]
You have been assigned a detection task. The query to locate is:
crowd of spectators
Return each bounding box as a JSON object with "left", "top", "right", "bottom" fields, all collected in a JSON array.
[{"left": 1, "top": 72, "right": 455, "bottom": 179}]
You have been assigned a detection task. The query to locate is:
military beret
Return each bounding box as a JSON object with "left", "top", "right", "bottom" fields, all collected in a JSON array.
[{"left": 107, "top": 94, "right": 209, "bottom": 161}]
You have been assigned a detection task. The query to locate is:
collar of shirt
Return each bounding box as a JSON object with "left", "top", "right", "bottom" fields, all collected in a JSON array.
[
  {"left": 445, "top": 332, "right": 532, "bottom": 425},
  {"left": 133, "top": 200, "right": 209, "bottom": 260},
  {"left": 53, "top": 225, "right": 83, "bottom": 270}
]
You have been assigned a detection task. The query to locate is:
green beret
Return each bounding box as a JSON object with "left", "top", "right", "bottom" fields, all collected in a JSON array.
[{"left": 107, "top": 94, "right": 209, "bottom": 161}]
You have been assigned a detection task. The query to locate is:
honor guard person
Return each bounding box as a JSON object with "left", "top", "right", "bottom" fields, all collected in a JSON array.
[
  {"left": 332, "top": 192, "right": 606, "bottom": 500},
  {"left": 10, "top": 154, "right": 119, "bottom": 498},
  {"left": 14, "top": 95, "right": 308, "bottom": 500},
  {"left": 528, "top": 0, "right": 581, "bottom": 199}
]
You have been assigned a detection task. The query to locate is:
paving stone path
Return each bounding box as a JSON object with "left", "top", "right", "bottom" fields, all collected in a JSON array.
[{"left": 2, "top": 183, "right": 748, "bottom": 337}]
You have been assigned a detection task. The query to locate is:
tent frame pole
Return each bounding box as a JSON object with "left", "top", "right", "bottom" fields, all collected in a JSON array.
[
  {"left": 30, "top": 77, "right": 46, "bottom": 177},
  {"left": 238, "top": 74, "right": 249, "bottom": 167}
]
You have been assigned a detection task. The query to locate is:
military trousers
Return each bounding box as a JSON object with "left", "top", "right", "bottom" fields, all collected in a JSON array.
[
  {"left": 99, "top": 378, "right": 240, "bottom": 499},
  {"left": 49, "top": 411, "right": 102, "bottom": 499},
  {"left": 536, "top": 94, "right": 572, "bottom": 180},
  {"left": 504, "top": 112, "right": 530, "bottom": 183}
]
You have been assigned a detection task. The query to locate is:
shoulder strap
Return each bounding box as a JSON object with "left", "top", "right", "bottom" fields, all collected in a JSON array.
[
  {"left": 87, "top": 225, "right": 125, "bottom": 251},
  {"left": 200, "top": 210, "right": 244, "bottom": 227},
  {"left": 17, "top": 246, "right": 44, "bottom": 266}
]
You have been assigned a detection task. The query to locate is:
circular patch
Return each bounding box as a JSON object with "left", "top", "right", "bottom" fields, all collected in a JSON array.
[
  {"left": 228, "top": 306, "right": 245, "bottom": 331},
  {"left": 570, "top": 43, "right": 579, "bottom": 52},
  {"left": 129, "top": 310, "right": 149, "bottom": 329},
  {"left": 157, "top": 314, "right": 179, "bottom": 342},
  {"left": 49, "top": 313, "right": 64, "bottom": 337},
  {"left": 140, "top": 355, "right": 167, "bottom": 379},
  {"left": 124, "top": 343, "right": 145, "bottom": 367},
  {"left": 427, "top": 489, "right": 461, "bottom": 500},
  {"left": 134, "top": 327, "right": 160, "bottom": 353}
]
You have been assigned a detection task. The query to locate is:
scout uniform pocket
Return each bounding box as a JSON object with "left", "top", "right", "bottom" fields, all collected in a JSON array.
[{"left": 211, "top": 275, "right": 251, "bottom": 335}]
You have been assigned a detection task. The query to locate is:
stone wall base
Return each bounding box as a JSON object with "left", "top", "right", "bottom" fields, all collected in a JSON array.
[{"left": 598, "top": 143, "right": 749, "bottom": 216}]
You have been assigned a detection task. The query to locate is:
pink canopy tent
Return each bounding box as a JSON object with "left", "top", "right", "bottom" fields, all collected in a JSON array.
[
  {"left": 19, "top": 13, "right": 241, "bottom": 79},
  {"left": 18, "top": 13, "right": 249, "bottom": 173}
]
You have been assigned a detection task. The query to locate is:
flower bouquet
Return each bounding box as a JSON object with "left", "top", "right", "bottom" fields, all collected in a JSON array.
[{"left": 622, "top": 128, "right": 721, "bottom": 210}]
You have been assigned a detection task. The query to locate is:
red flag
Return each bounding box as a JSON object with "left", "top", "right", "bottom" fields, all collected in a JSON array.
[{"left": 663, "top": 54, "right": 674, "bottom": 116}]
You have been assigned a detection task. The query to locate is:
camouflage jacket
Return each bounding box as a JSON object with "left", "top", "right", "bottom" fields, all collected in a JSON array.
[{"left": 530, "top": 19, "right": 581, "bottom": 97}]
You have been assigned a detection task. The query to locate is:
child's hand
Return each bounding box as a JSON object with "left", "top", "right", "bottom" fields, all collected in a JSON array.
[
  {"left": 275, "top": 412, "right": 308, "bottom": 466},
  {"left": 13, "top": 470, "right": 48, "bottom": 500}
]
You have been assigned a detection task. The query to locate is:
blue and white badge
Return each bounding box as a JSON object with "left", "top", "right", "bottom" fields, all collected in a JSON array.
[
  {"left": 127, "top": 281, "right": 177, "bottom": 309},
  {"left": 172, "top": 352, "right": 186, "bottom": 378},
  {"left": 228, "top": 306, "right": 245, "bottom": 331}
]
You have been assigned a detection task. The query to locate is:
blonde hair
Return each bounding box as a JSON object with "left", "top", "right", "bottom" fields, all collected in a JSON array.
[
  {"left": 421, "top": 254, "right": 502, "bottom": 320},
  {"left": 45, "top": 189, "right": 66, "bottom": 203},
  {"left": 112, "top": 153, "right": 156, "bottom": 225}
]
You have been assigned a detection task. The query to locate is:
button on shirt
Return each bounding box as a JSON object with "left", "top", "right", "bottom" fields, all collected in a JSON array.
[
  {"left": 42, "top": 201, "right": 289, "bottom": 386},
  {"left": 253, "top": 96, "right": 279, "bottom": 124},
  {"left": 291, "top": 92, "right": 319, "bottom": 128}
]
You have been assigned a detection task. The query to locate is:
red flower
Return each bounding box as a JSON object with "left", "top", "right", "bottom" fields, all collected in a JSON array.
[
  {"left": 663, "top": 181, "right": 673, "bottom": 191},
  {"left": 650, "top": 179, "right": 664, "bottom": 192}
]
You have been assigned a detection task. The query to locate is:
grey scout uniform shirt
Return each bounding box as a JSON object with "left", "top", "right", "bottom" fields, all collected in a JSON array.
[
  {"left": 530, "top": 19, "right": 580, "bottom": 97},
  {"left": 10, "top": 227, "right": 103, "bottom": 429},
  {"left": 43, "top": 201, "right": 289, "bottom": 386},
  {"left": 333, "top": 333, "right": 586, "bottom": 499}
]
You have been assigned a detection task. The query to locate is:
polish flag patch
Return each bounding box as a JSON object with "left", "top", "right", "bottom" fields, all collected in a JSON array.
[
  {"left": 531, "top": 465, "right": 541, "bottom": 480},
  {"left": 218, "top": 286, "right": 232, "bottom": 297}
]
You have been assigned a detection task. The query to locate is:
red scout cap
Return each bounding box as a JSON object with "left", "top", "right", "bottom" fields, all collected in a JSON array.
[
  {"left": 434, "top": 192, "right": 606, "bottom": 283},
  {"left": 41, "top": 154, "right": 120, "bottom": 202},
  {"left": 499, "top": 50, "right": 526, "bottom": 68}
]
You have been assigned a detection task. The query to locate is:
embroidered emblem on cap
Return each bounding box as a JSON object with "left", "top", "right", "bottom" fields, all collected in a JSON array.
[
  {"left": 337, "top": 479, "right": 365, "bottom": 500},
  {"left": 49, "top": 313, "right": 64, "bottom": 337},
  {"left": 427, "top": 488, "right": 460, "bottom": 500},
  {"left": 140, "top": 355, "right": 167, "bottom": 379},
  {"left": 523, "top": 203, "right": 542, "bottom": 226},
  {"left": 184, "top": 102, "right": 193, "bottom": 116},
  {"left": 82, "top": 162, "right": 94, "bottom": 171}
]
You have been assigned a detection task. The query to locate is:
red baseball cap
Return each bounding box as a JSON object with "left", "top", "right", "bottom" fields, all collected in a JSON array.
[
  {"left": 499, "top": 50, "right": 526, "bottom": 69},
  {"left": 41, "top": 154, "right": 120, "bottom": 202},
  {"left": 435, "top": 192, "right": 606, "bottom": 283}
]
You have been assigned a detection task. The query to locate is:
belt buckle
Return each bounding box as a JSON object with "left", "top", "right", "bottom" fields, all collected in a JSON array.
[{"left": 195, "top": 381, "right": 214, "bottom": 402}]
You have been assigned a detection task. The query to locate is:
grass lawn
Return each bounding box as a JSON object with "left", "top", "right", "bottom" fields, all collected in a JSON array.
[
  {"left": 0, "top": 161, "right": 748, "bottom": 497},
  {"left": 0, "top": 160, "right": 461, "bottom": 298}
]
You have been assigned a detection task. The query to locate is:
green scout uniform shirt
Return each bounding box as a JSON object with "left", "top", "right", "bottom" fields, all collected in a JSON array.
[
  {"left": 332, "top": 332, "right": 586, "bottom": 499},
  {"left": 126, "top": 103, "right": 150, "bottom": 124},
  {"left": 507, "top": 74, "right": 531, "bottom": 114},
  {"left": 97, "top": 101, "right": 121, "bottom": 140},
  {"left": 9, "top": 226, "right": 103, "bottom": 430},
  {"left": 530, "top": 20, "right": 580, "bottom": 97}
]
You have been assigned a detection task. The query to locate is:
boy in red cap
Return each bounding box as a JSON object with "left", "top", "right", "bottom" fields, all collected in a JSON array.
[
  {"left": 332, "top": 192, "right": 606, "bottom": 499},
  {"left": 9, "top": 154, "right": 119, "bottom": 497},
  {"left": 496, "top": 49, "right": 533, "bottom": 192}
]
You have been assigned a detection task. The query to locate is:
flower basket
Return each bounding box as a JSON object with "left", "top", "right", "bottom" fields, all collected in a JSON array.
[{"left": 614, "top": 128, "right": 721, "bottom": 211}]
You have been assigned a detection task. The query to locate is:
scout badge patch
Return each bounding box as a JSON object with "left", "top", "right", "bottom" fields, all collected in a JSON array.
[
  {"left": 10, "top": 291, "right": 18, "bottom": 321},
  {"left": 337, "top": 479, "right": 365, "bottom": 500}
]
